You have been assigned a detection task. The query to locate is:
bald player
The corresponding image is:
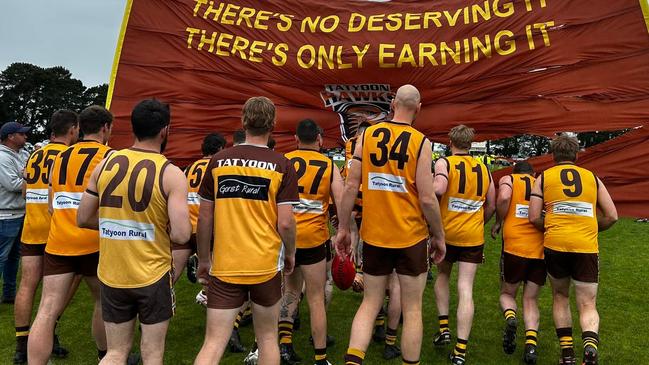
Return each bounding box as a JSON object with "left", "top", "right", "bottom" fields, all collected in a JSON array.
[
  {"left": 433, "top": 125, "right": 495, "bottom": 365},
  {"left": 28, "top": 105, "right": 113, "bottom": 364},
  {"left": 529, "top": 135, "right": 617, "bottom": 365},
  {"left": 336, "top": 85, "right": 446, "bottom": 365}
]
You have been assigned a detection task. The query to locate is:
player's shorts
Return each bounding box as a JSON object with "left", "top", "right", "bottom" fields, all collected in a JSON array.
[
  {"left": 207, "top": 272, "right": 281, "bottom": 309},
  {"left": 171, "top": 233, "right": 197, "bottom": 252},
  {"left": 20, "top": 243, "right": 46, "bottom": 257},
  {"left": 363, "top": 239, "right": 428, "bottom": 276},
  {"left": 501, "top": 251, "right": 547, "bottom": 286},
  {"left": 544, "top": 248, "right": 599, "bottom": 283},
  {"left": 325, "top": 240, "right": 333, "bottom": 262},
  {"left": 444, "top": 244, "right": 484, "bottom": 264},
  {"left": 43, "top": 252, "right": 99, "bottom": 277},
  {"left": 296, "top": 241, "right": 328, "bottom": 267},
  {"left": 100, "top": 272, "right": 175, "bottom": 325}
]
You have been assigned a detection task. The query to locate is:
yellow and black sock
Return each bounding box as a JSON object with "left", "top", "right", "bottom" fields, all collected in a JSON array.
[
  {"left": 582, "top": 331, "right": 599, "bottom": 350},
  {"left": 557, "top": 327, "right": 575, "bottom": 358},
  {"left": 402, "top": 359, "right": 420, "bottom": 365},
  {"left": 453, "top": 338, "right": 468, "bottom": 359},
  {"left": 375, "top": 309, "right": 386, "bottom": 327},
  {"left": 525, "top": 329, "right": 538, "bottom": 347},
  {"left": 233, "top": 311, "right": 243, "bottom": 330},
  {"left": 438, "top": 315, "right": 450, "bottom": 334},
  {"left": 278, "top": 321, "right": 294, "bottom": 345},
  {"left": 314, "top": 347, "right": 327, "bottom": 364},
  {"left": 344, "top": 347, "right": 365, "bottom": 365},
  {"left": 386, "top": 327, "right": 398, "bottom": 346},
  {"left": 243, "top": 303, "right": 252, "bottom": 317},
  {"left": 504, "top": 309, "right": 517, "bottom": 321},
  {"left": 15, "top": 326, "right": 29, "bottom": 352}
]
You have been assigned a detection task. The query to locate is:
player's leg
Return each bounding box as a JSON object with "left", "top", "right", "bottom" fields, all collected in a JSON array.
[
  {"left": 433, "top": 259, "right": 453, "bottom": 345},
  {"left": 302, "top": 257, "right": 328, "bottom": 364},
  {"left": 397, "top": 271, "right": 427, "bottom": 365},
  {"left": 14, "top": 252, "right": 44, "bottom": 362},
  {"left": 140, "top": 321, "right": 170, "bottom": 365},
  {"left": 500, "top": 252, "right": 522, "bottom": 355},
  {"left": 171, "top": 248, "right": 192, "bottom": 284},
  {"left": 452, "top": 261, "right": 478, "bottom": 364},
  {"left": 522, "top": 281, "right": 542, "bottom": 364},
  {"left": 28, "top": 272, "right": 74, "bottom": 365},
  {"left": 100, "top": 320, "right": 136, "bottom": 365},
  {"left": 279, "top": 267, "right": 303, "bottom": 363},
  {"left": 383, "top": 271, "right": 402, "bottom": 360},
  {"left": 550, "top": 275, "right": 574, "bottom": 363},
  {"left": 84, "top": 275, "right": 108, "bottom": 357},
  {"left": 253, "top": 300, "right": 282, "bottom": 365},
  {"left": 575, "top": 282, "right": 599, "bottom": 364},
  {"left": 136, "top": 272, "right": 175, "bottom": 365}
]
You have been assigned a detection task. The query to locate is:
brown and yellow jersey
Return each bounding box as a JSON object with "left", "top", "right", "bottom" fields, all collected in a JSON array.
[
  {"left": 185, "top": 158, "right": 210, "bottom": 233},
  {"left": 502, "top": 174, "right": 544, "bottom": 259},
  {"left": 440, "top": 154, "right": 491, "bottom": 247},
  {"left": 47, "top": 140, "right": 112, "bottom": 256},
  {"left": 542, "top": 163, "right": 599, "bottom": 253},
  {"left": 199, "top": 144, "right": 299, "bottom": 285},
  {"left": 21, "top": 142, "right": 68, "bottom": 244},
  {"left": 96, "top": 148, "right": 172, "bottom": 288},
  {"left": 285, "top": 149, "right": 333, "bottom": 249},
  {"left": 360, "top": 122, "right": 429, "bottom": 248}
]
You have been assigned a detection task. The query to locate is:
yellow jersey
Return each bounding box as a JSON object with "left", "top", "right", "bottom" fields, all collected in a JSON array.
[
  {"left": 96, "top": 148, "right": 172, "bottom": 288},
  {"left": 285, "top": 149, "right": 333, "bottom": 249},
  {"left": 21, "top": 142, "right": 68, "bottom": 244},
  {"left": 198, "top": 144, "right": 299, "bottom": 284},
  {"left": 360, "top": 122, "right": 429, "bottom": 248},
  {"left": 440, "top": 154, "right": 491, "bottom": 247},
  {"left": 542, "top": 163, "right": 599, "bottom": 253},
  {"left": 47, "top": 140, "right": 112, "bottom": 256},
  {"left": 502, "top": 174, "right": 544, "bottom": 259},
  {"left": 185, "top": 158, "right": 210, "bottom": 233}
]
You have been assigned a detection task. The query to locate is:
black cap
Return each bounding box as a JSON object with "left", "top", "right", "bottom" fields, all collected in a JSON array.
[{"left": 1, "top": 122, "right": 31, "bottom": 139}]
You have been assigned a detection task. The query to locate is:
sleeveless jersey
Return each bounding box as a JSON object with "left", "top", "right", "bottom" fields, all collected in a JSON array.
[
  {"left": 285, "top": 149, "right": 333, "bottom": 249},
  {"left": 96, "top": 149, "right": 172, "bottom": 288},
  {"left": 542, "top": 163, "right": 599, "bottom": 253},
  {"left": 185, "top": 158, "right": 210, "bottom": 233},
  {"left": 440, "top": 154, "right": 491, "bottom": 247},
  {"left": 21, "top": 142, "right": 68, "bottom": 244},
  {"left": 47, "top": 140, "right": 112, "bottom": 256},
  {"left": 198, "top": 145, "right": 299, "bottom": 285},
  {"left": 502, "top": 174, "right": 544, "bottom": 259},
  {"left": 360, "top": 122, "right": 429, "bottom": 248}
]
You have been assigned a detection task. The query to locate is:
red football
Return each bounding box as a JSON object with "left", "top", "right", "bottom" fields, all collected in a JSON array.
[{"left": 332, "top": 254, "right": 355, "bottom": 290}]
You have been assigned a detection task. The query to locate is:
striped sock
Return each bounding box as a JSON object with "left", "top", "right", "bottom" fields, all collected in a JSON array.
[
  {"left": 344, "top": 347, "right": 365, "bottom": 365},
  {"left": 15, "top": 326, "right": 29, "bottom": 352},
  {"left": 386, "top": 327, "right": 398, "bottom": 346},
  {"left": 525, "top": 329, "right": 538, "bottom": 347},
  {"left": 314, "top": 347, "right": 327, "bottom": 364},
  {"left": 375, "top": 309, "right": 386, "bottom": 327},
  {"left": 582, "top": 331, "right": 599, "bottom": 350},
  {"left": 438, "top": 315, "right": 450, "bottom": 334},
  {"left": 278, "top": 321, "right": 293, "bottom": 345},
  {"left": 243, "top": 304, "right": 252, "bottom": 317},
  {"left": 557, "top": 327, "right": 575, "bottom": 358},
  {"left": 402, "top": 359, "right": 420, "bottom": 365},
  {"left": 453, "top": 338, "right": 468, "bottom": 359},
  {"left": 233, "top": 311, "right": 243, "bottom": 329},
  {"left": 504, "top": 308, "right": 517, "bottom": 321}
]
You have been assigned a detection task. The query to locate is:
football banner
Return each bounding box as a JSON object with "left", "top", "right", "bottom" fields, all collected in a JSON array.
[{"left": 107, "top": 0, "right": 649, "bottom": 165}]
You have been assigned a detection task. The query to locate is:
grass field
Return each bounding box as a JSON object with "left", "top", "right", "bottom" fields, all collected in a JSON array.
[{"left": 1, "top": 218, "right": 647, "bottom": 364}]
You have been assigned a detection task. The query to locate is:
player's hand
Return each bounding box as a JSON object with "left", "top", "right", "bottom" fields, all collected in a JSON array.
[
  {"left": 334, "top": 228, "right": 352, "bottom": 259},
  {"left": 428, "top": 236, "right": 446, "bottom": 265},
  {"left": 491, "top": 221, "right": 502, "bottom": 239},
  {"left": 197, "top": 259, "right": 211, "bottom": 285},
  {"left": 283, "top": 252, "right": 295, "bottom": 276}
]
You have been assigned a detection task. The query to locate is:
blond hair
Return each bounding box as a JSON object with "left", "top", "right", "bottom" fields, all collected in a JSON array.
[
  {"left": 551, "top": 134, "right": 579, "bottom": 162},
  {"left": 449, "top": 124, "right": 475, "bottom": 150},
  {"left": 242, "top": 97, "right": 275, "bottom": 136}
]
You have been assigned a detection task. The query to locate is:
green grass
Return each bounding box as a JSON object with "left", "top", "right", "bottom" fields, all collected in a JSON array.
[{"left": 1, "top": 218, "right": 648, "bottom": 364}]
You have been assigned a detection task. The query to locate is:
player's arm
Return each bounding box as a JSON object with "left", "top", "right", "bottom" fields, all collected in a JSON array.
[
  {"left": 77, "top": 159, "right": 106, "bottom": 230},
  {"left": 330, "top": 162, "right": 344, "bottom": 208},
  {"left": 433, "top": 158, "right": 449, "bottom": 199},
  {"left": 416, "top": 139, "right": 446, "bottom": 264},
  {"left": 335, "top": 136, "right": 363, "bottom": 256},
  {"left": 483, "top": 173, "right": 496, "bottom": 223},
  {"left": 163, "top": 164, "right": 191, "bottom": 245},
  {"left": 595, "top": 177, "right": 618, "bottom": 231},
  {"left": 528, "top": 175, "right": 544, "bottom": 231},
  {"left": 492, "top": 176, "right": 512, "bottom": 238}
]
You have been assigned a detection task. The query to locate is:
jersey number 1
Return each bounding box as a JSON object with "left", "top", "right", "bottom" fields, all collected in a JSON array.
[{"left": 455, "top": 161, "right": 484, "bottom": 196}]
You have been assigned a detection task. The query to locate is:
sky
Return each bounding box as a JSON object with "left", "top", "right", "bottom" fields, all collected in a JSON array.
[{"left": 0, "top": 1, "right": 126, "bottom": 87}]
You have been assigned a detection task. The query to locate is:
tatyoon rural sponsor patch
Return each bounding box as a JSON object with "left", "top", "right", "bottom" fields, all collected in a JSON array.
[
  {"left": 448, "top": 197, "right": 484, "bottom": 213},
  {"left": 99, "top": 219, "right": 155, "bottom": 241},
  {"left": 368, "top": 172, "right": 407, "bottom": 193},
  {"left": 552, "top": 201, "right": 594, "bottom": 217},
  {"left": 52, "top": 192, "right": 83, "bottom": 209},
  {"left": 515, "top": 204, "right": 529, "bottom": 219},
  {"left": 26, "top": 189, "right": 49, "bottom": 204}
]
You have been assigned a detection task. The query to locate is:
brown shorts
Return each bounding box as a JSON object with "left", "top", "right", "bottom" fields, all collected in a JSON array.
[
  {"left": 207, "top": 272, "right": 282, "bottom": 309},
  {"left": 100, "top": 272, "right": 175, "bottom": 325},
  {"left": 20, "top": 243, "right": 46, "bottom": 257},
  {"left": 171, "top": 233, "right": 197, "bottom": 252},
  {"left": 363, "top": 239, "right": 428, "bottom": 277},
  {"left": 444, "top": 244, "right": 484, "bottom": 264},
  {"left": 43, "top": 252, "right": 99, "bottom": 277},
  {"left": 296, "top": 242, "right": 327, "bottom": 267},
  {"left": 544, "top": 248, "right": 599, "bottom": 283},
  {"left": 325, "top": 240, "right": 333, "bottom": 262},
  {"left": 501, "top": 252, "right": 547, "bottom": 286}
]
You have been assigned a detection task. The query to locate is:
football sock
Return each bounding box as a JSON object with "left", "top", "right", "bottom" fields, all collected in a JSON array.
[
  {"left": 525, "top": 329, "right": 538, "bottom": 347},
  {"left": 386, "top": 327, "right": 398, "bottom": 346},
  {"left": 314, "top": 347, "right": 327, "bottom": 364},
  {"left": 375, "top": 309, "right": 385, "bottom": 327},
  {"left": 504, "top": 309, "right": 517, "bottom": 321},
  {"left": 453, "top": 338, "right": 468, "bottom": 359},
  {"left": 402, "top": 360, "right": 420, "bottom": 365},
  {"left": 243, "top": 304, "right": 252, "bottom": 317},
  {"left": 278, "top": 321, "right": 293, "bottom": 345},
  {"left": 557, "top": 327, "right": 575, "bottom": 358},
  {"left": 233, "top": 311, "right": 243, "bottom": 330},
  {"left": 15, "top": 326, "right": 29, "bottom": 352},
  {"left": 439, "top": 315, "right": 450, "bottom": 333},
  {"left": 582, "top": 331, "right": 599, "bottom": 350},
  {"left": 344, "top": 348, "right": 365, "bottom": 365}
]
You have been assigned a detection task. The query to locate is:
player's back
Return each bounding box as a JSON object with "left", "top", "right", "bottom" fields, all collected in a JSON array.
[
  {"left": 22, "top": 142, "right": 68, "bottom": 244},
  {"left": 360, "top": 121, "right": 428, "bottom": 248},
  {"left": 503, "top": 173, "right": 544, "bottom": 259},
  {"left": 47, "top": 140, "right": 112, "bottom": 255},
  {"left": 96, "top": 148, "right": 172, "bottom": 288},
  {"left": 542, "top": 163, "right": 599, "bottom": 253},
  {"left": 285, "top": 148, "right": 333, "bottom": 249},
  {"left": 440, "top": 154, "right": 491, "bottom": 246},
  {"left": 185, "top": 158, "right": 210, "bottom": 233}
]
